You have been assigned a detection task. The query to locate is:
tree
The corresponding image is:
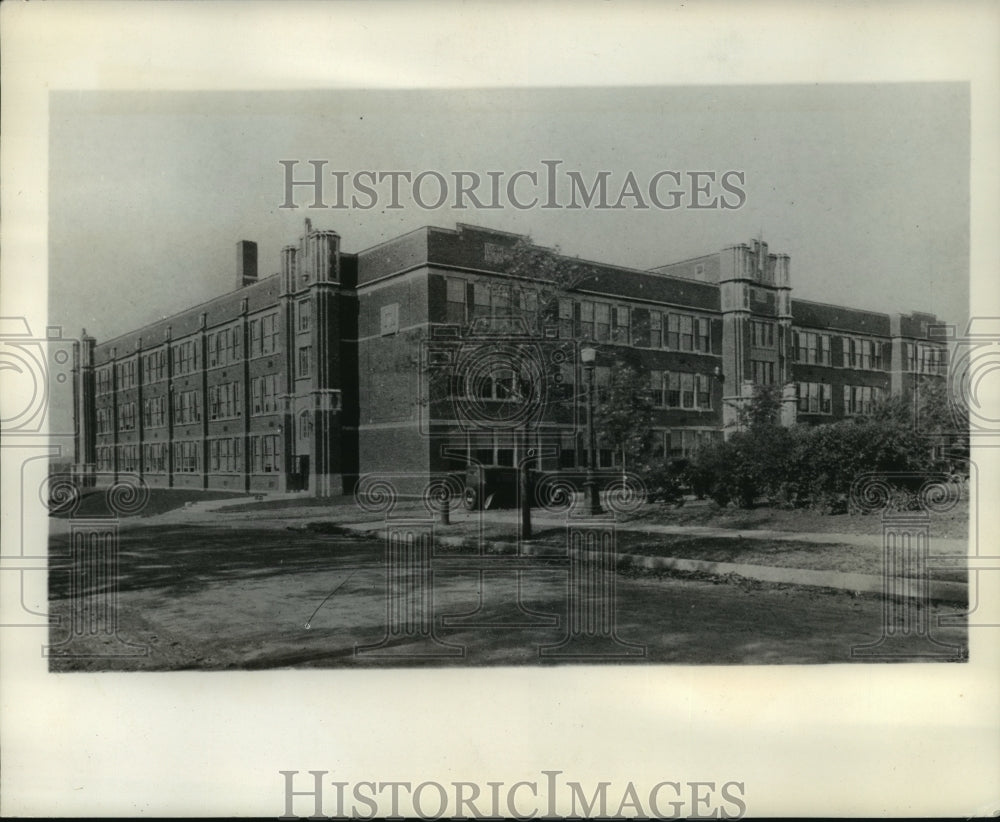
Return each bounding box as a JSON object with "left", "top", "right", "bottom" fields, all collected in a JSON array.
[
  {"left": 593, "top": 359, "right": 655, "bottom": 478},
  {"left": 496, "top": 238, "right": 597, "bottom": 537}
]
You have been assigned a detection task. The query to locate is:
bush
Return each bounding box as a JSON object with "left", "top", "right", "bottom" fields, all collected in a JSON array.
[
  {"left": 688, "top": 412, "right": 935, "bottom": 513},
  {"left": 636, "top": 459, "right": 686, "bottom": 507}
]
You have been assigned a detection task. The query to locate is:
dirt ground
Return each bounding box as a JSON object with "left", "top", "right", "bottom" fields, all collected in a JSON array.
[{"left": 47, "top": 521, "right": 968, "bottom": 671}]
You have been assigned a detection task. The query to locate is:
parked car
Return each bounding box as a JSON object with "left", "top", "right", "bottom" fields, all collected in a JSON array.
[{"left": 463, "top": 465, "right": 534, "bottom": 510}]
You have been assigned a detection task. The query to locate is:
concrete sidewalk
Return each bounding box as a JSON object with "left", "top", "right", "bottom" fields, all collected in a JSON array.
[{"left": 324, "top": 514, "right": 968, "bottom": 605}]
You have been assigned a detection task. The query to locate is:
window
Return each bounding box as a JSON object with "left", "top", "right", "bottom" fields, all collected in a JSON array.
[
  {"left": 611, "top": 305, "right": 630, "bottom": 344},
  {"left": 96, "top": 368, "right": 112, "bottom": 395},
  {"left": 143, "top": 443, "right": 167, "bottom": 473},
  {"left": 250, "top": 374, "right": 279, "bottom": 415},
  {"left": 751, "top": 359, "right": 775, "bottom": 385},
  {"left": 173, "top": 390, "right": 201, "bottom": 425},
  {"left": 116, "top": 360, "right": 137, "bottom": 389},
  {"left": 696, "top": 317, "right": 710, "bottom": 353},
  {"left": 841, "top": 336, "right": 886, "bottom": 371},
  {"left": 696, "top": 374, "right": 711, "bottom": 409},
  {"left": 797, "top": 382, "right": 832, "bottom": 414},
  {"left": 557, "top": 298, "right": 574, "bottom": 340},
  {"left": 666, "top": 314, "right": 679, "bottom": 349},
  {"left": 472, "top": 283, "right": 491, "bottom": 319},
  {"left": 116, "top": 444, "right": 139, "bottom": 472},
  {"left": 262, "top": 313, "right": 278, "bottom": 354},
  {"left": 208, "top": 382, "right": 241, "bottom": 420},
  {"left": 229, "top": 326, "right": 242, "bottom": 361},
  {"left": 595, "top": 303, "right": 611, "bottom": 342},
  {"left": 172, "top": 340, "right": 197, "bottom": 375},
  {"left": 842, "top": 337, "right": 854, "bottom": 368},
  {"left": 649, "top": 370, "right": 665, "bottom": 408},
  {"left": 751, "top": 321, "right": 775, "bottom": 348},
  {"left": 298, "top": 299, "right": 311, "bottom": 331},
  {"left": 668, "top": 429, "right": 721, "bottom": 459},
  {"left": 173, "top": 441, "right": 200, "bottom": 473},
  {"left": 208, "top": 333, "right": 218, "bottom": 367},
  {"left": 916, "top": 344, "right": 946, "bottom": 374},
  {"left": 578, "top": 301, "right": 595, "bottom": 340},
  {"left": 793, "top": 331, "right": 831, "bottom": 365},
  {"left": 843, "top": 385, "right": 883, "bottom": 415},
  {"left": 118, "top": 401, "right": 136, "bottom": 431},
  {"left": 667, "top": 372, "right": 681, "bottom": 407},
  {"left": 680, "top": 373, "right": 695, "bottom": 408},
  {"left": 251, "top": 434, "right": 281, "bottom": 473},
  {"left": 250, "top": 319, "right": 261, "bottom": 356},
  {"left": 143, "top": 350, "right": 165, "bottom": 383},
  {"left": 209, "top": 438, "right": 242, "bottom": 473},
  {"left": 446, "top": 279, "right": 466, "bottom": 324},
  {"left": 297, "top": 346, "right": 312, "bottom": 378},
  {"left": 143, "top": 396, "right": 166, "bottom": 428},
  {"left": 679, "top": 315, "right": 694, "bottom": 351},
  {"left": 649, "top": 311, "right": 663, "bottom": 348}
]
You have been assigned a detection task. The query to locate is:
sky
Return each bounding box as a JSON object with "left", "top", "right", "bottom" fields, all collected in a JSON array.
[{"left": 47, "top": 84, "right": 969, "bottom": 438}]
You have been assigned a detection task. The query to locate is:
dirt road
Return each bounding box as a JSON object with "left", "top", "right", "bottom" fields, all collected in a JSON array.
[{"left": 47, "top": 522, "right": 967, "bottom": 671}]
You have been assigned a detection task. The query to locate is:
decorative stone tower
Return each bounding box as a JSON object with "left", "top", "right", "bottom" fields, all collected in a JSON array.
[
  {"left": 284, "top": 219, "right": 344, "bottom": 497},
  {"left": 719, "top": 239, "right": 795, "bottom": 434}
]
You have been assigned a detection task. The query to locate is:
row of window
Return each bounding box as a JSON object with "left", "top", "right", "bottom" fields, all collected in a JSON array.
[
  {"left": 792, "top": 331, "right": 832, "bottom": 365},
  {"left": 100, "top": 376, "right": 284, "bottom": 434},
  {"left": 444, "top": 277, "right": 714, "bottom": 352},
  {"left": 797, "top": 382, "right": 833, "bottom": 414},
  {"left": 842, "top": 337, "right": 885, "bottom": 371},
  {"left": 648, "top": 370, "right": 713, "bottom": 410},
  {"left": 95, "top": 437, "right": 282, "bottom": 475},
  {"left": 903, "top": 342, "right": 947, "bottom": 374},
  {"left": 843, "top": 385, "right": 885, "bottom": 416},
  {"left": 439, "top": 427, "right": 722, "bottom": 471},
  {"left": 96, "top": 311, "right": 284, "bottom": 392}
]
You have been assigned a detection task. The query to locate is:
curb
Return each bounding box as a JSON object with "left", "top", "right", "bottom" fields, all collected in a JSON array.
[{"left": 334, "top": 521, "right": 968, "bottom": 605}]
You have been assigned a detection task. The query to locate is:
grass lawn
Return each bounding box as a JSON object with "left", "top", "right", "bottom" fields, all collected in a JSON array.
[
  {"left": 622, "top": 497, "right": 970, "bottom": 540},
  {"left": 609, "top": 531, "right": 967, "bottom": 581}
]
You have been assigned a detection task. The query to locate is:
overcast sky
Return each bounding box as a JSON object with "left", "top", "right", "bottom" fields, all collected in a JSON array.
[{"left": 47, "top": 84, "right": 968, "bottom": 438}]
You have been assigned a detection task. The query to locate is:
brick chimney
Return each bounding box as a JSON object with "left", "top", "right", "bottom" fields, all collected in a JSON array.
[{"left": 235, "top": 240, "right": 258, "bottom": 289}]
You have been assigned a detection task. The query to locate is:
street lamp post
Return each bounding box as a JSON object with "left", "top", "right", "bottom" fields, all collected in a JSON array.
[{"left": 580, "top": 346, "right": 603, "bottom": 515}]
